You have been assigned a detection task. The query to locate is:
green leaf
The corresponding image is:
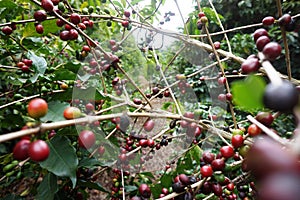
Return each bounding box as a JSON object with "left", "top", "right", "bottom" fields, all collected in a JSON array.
[
  {"left": 78, "top": 157, "right": 101, "bottom": 168},
  {"left": 231, "top": 75, "right": 266, "bottom": 111},
  {"left": 160, "top": 173, "right": 173, "bottom": 188},
  {"left": 54, "top": 69, "right": 76, "bottom": 80},
  {"left": 162, "top": 102, "right": 172, "bottom": 110},
  {"left": 40, "top": 136, "right": 78, "bottom": 188},
  {"left": 77, "top": 179, "right": 108, "bottom": 193},
  {"left": 26, "top": 51, "right": 47, "bottom": 83},
  {"left": 112, "top": 1, "right": 124, "bottom": 9},
  {"left": 0, "top": 0, "right": 23, "bottom": 19},
  {"left": 40, "top": 101, "right": 69, "bottom": 122},
  {"left": 124, "top": 185, "right": 138, "bottom": 193},
  {"left": 36, "top": 173, "right": 58, "bottom": 200},
  {"left": 131, "top": 0, "right": 144, "bottom": 5},
  {"left": 188, "top": 145, "right": 202, "bottom": 165}
]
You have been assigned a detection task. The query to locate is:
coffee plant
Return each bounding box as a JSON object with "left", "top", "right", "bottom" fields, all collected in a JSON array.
[{"left": 0, "top": 0, "right": 300, "bottom": 199}]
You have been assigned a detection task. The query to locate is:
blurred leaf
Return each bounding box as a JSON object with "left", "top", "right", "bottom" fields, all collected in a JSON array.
[
  {"left": 40, "top": 101, "right": 69, "bottom": 122},
  {"left": 36, "top": 173, "right": 58, "bottom": 200},
  {"left": 231, "top": 75, "right": 266, "bottom": 111},
  {"left": 124, "top": 185, "right": 137, "bottom": 193},
  {"left": 188, "top": 145, "right": 202, "bottom": 165},
  {"left": 54, "top": 69, "right": 76, "bottom": 80},
  {"left": 0, "top": 0, "right": 23, "bottom": 19},
  {"left": 78, "top": 157, "right": 101, "bottom": 168},
  {"left": 77, "top": 179, "right": 108, "bottom": 193},
  {"left": 131, "top": 0, "right": 143, "bottom": 5},
  {"left": 112, "top": 1, "right": 123, "bottom": 9},
  {"left": 40, "top": 136, "right": 78, "bottom": 188},
  {"left": 26, "top": 51, "right": 47, "bottom": 83}
]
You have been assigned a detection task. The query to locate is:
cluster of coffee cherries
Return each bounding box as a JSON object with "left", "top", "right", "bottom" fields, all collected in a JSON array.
[
  {"left": 111, "top": 77, "right": 128, "bottom": 96},
  {"left": 196, "top": 11, "right": 208, "bottom": 30},
  {"left": 1, "top": 23, "right": 17, "bottom": 36},
  {"left": 175, "top": 74, "right": 192, "bottom": 94},
  {"left": 216, "top": 76, "right": 233, "bottom": 103},
  {"left": 12, "top": 98, "right": 50, "bottom": 163},
  {"left": 241, "top": 13, "right": 296, "bottom": 74},
  {"left": 110, "top": 168, "right": 131, "bottom": 199},
  {"left": 16, "top": 58, "right": 33, "bottom": 72},
  {"left": 240, "top": 14, "right": 299, "bottom": 113},
  {"left": 121, "top": 10, "right": 132, "bottom": 30},
  {"left": 130, "top": 183, "right": 152, "bottom": 200}
]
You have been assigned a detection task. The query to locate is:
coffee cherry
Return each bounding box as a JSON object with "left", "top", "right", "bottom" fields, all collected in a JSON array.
[
  {"left": 161, "top": 90, "right": 170, "bottom": 98},
  {"left": 231, "top": 135, "right": 244, "bottom": 148},
  {"left": 183, "top": 112, "right": 194, "bottom": 119},
  {"left": 1, "top": 26, "right": 13, "bottom": 35},
  {"left": 143, "top": 119, "right": 155, "bottom": 132},
  {"left": 69, "top": 29, "right": 78, "bottom": 40},
  {"left": 35, "top": 24, "right": 44, "bottom": 34},
  {"left": 259, "top": 172, "right": 300, "bottom": 200},
  {"left": 226, "top": 93, "right": 233, "bottom": 101},
  {"left": 179, "top": 174, "right": 190, "bottom": 185},
  {"left": 121, "top": 20, "right": 129, "bottom": 28},
  {"left": 51, "top": 0, "right": 60, "bottom": 5},
  {"left": 124, "top": 10, "right": 131, "bottom": 18},
  {"left": 253, "top": 28, "right": 268, "bottom": 42},
  {"left": 241, "top": 57, "right": 260, "bottom": 74},
  {"left": 85, "top": 103, "right": 94, "bottom": 112},
  {"left": 196, "top": 20, "right": 203, "bottom": 30},
  {"left": 65, "top": 24, "right": 72, "bottom": 30},
  {"left": 133, "top": 98, "right": 142, "bottom": 105},
  {"left": 60, "top": 30, "right": 70, "bottom": 41},
  {"left": 147, "top": 139, "right": 155, "bottom": 147},
  {"left": 202, "top": 151, "right": 215, "bottom": 164},
  {"left": 63, "top": 106, "right": 81, "bottom": 119},
  {"left": 78, "top": 130, "right": 96, "bottom": 149},
  {"left": 139, "top": 139, "right": 148, "bottom": 147},
  {"left": 256, "top": 35, "right": 270, "bottom": 51},
  {"left": 211, "top": 158, "right": 225, "bottom": 171},
  {"left": 263, "top": 81, "right": 298, "bottom": 112},
  {"left": 139, "top": 184, "right": 151, "bottom": 198},
  {"left": 200, "top": 16, "right": 208, "bottom": 24},
  {"left": 34, "top": 10, "right": 47, "bottom": 22},
  {"left": 28, "top": 140, "right": 50, "bottom": 162},
  {"left": 56, "top": 19, "right": 65, "bottom": 27},
  {"left": 220, "top": 146, "right": 234, "bottom": 158},
  {"left": 212, "top": 183, "right": 223, "bottom": 196},
  {"left": 97, "top": 146, "right": 105, "bottom": 156},
  {"left": 41, "top": 0, "right": 54, "bottom": 12},
  {"left": 13, "top": 139, "right": 31, "bottom": 160},
  {"left": 21, "top": 65, "right": 30, "bottom": 72},
  {"left": 255, "top": 111, "right": 274, "bottom": 127},
  {"left": 213, "top": 41, "right": 221, "bottom": 49},
  {"left": 70, "top": 13, "right": 81, "bottom": 25},
  {"left": 200, "top": 165, "right": 213, "bottom": 177},
  {"left": 23, "top": 59, "right": 32, "bottom": 66},
  {"left": 262, "top": 42, "right": 282, "bottom": 61},
  {"left": 218, "top": 94, "right": 227, "bottom": 101},
  {"left": 27, "top": 98, "right": 48, "bottom": 118},
  {"left": 218, "top": 77, "right": 226, "bottom": 85},
  {"left": 246, "top": 136, "right": 299, "bottom": 179},
  {"left": 279, "top": 14, "right": 292, "bottom": 26},
  {"left": 152, "top": 87, "right": 159, "bottom": 95},
  {"left": 262, "top": 16, "right": 275, "bottom": 26},
  {"left": 172, "top": 181, "right": 185, "bottom": 193}
]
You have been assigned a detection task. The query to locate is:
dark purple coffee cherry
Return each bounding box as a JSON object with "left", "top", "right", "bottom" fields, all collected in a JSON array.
[{"left": 263, "top": 80, "right": 298, "bottom": 112}]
